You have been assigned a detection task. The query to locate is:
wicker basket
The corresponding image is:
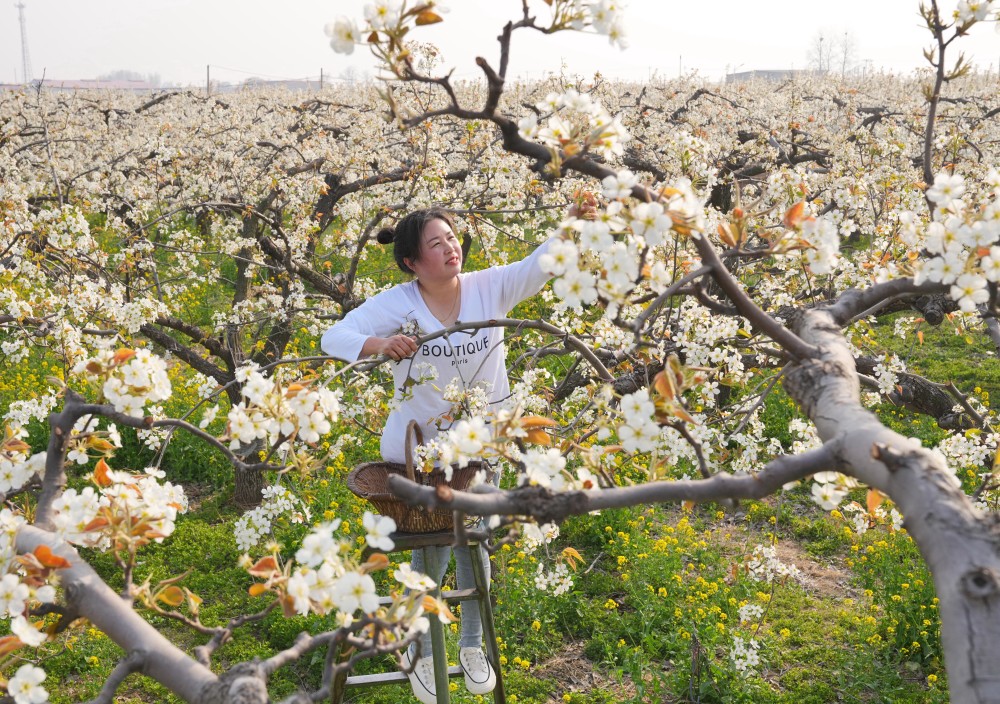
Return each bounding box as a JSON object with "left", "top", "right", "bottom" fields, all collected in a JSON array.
[{"left": 347, "top": 421, "right": 486, "bottom": 533}]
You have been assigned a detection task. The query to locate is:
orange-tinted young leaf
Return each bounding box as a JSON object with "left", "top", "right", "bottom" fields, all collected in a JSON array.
[
  {"left": 3, "top": 438, "right": 30, "bottom": 453},
  {"left": 248, "top": 556, "right": 278, "bottom": 577},
  {"left": 367, "top": 30, "right": 380, "bottom": 43},
  {"left": 917, "top": 330, "right": 924, "bottom": 345},
  {"left": 363, "top": 553, "right": 390, "bottom": 572},
  {"left": 866, "top": 489, "right": 885, "bottom": 515},
  {"left": 83, "top": 516, "right": 110, "bottom": 532},
  {"left": 421, "top": 595, "right": 456, "bottom": 621},
  {"left": 667, "top": 355, "right": 686, "bottom": 390},
  {"left": 415, "top": 10, "right": 443, "bottom": 25},
  {"left": 783, "top": 201, "right": 806, "bottom": 229},
  {"left": 186, "top": 589, "right": 203, "bottom": 614},
  {"left": 521, "top": 415, "right": 559, "bottom": 430},
  {"left": 157, "top": 585, "right": 185, "bottom": 607},
  {"left": 112, "top": 348, "right": 137, "bottom": 365},
  {"left": 34, "top": 545, "right": 71, "bottom": 569},
  {"left": 524, "top": 429, "right": 552, "bottom": 446},
  {"left": 717, "top": 222, "right": 737, "bottom": 248},
  {"left": 85, "top": 361, "right": 103, "bottom": 374},
  {"left": 284, "top": 383, "right": 305, "bottom": 398},
  {"left": 653, "top": 370, "right": 677, "bottom": 402},
  {"left": 94, "top": 458, "right": 113, "bottom": 487},
  {"left": 682, "top": 500, "right": 696, "bottom": 512},
  {"left": 668, "top": 212, "right": 694, "bottom": 236},
  {"left": 0, "top": 635, "right": 23, "bottom": 657},
  {"left": 248, "top": 583, "right": 270, "bottom": 597},
  {"left": 86, "top": 436, "right": 115, "bottom": 452},
  {"left": 280, "top": 594, "right": 298, "bottom": 618},
  {"left": 670, "top": 406, "right": 697, "bottom": 424},
  {"left": 561, "top": 546, "right": 583, "bottom": 571}
]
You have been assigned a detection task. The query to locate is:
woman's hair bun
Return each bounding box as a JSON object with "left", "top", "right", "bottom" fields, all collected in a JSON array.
[{"left": 376, "top": 227, "right": 395, "bottom": 245}]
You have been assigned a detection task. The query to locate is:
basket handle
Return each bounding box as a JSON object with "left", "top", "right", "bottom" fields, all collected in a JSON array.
[{"left": 404, "top": 420, "right": 424, "bottom": 483}]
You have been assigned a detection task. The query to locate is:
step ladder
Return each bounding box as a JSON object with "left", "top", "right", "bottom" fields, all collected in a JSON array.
[{"left": 330, "top": 530, "right": 506, "bottom": 704}]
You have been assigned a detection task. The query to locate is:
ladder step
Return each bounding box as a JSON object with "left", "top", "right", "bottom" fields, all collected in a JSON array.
[
  {"left": 377, "top": 587, "right": 480, "bottom": 607},
  {"left": 344, "top": 665, "right": 464, "bottom": 690}
]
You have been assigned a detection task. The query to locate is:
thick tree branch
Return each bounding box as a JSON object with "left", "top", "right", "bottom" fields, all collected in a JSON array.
[
  {"left": 389, "top": 441, "right": 843, "bottom": 523},
  {"left": 16, "top": 526, "right": 217, "bottom": 703}
]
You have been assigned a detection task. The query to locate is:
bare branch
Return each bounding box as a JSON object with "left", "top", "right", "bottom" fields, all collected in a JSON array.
[{"left": 81, "top": 652, "right": 145, "bottom": 704}]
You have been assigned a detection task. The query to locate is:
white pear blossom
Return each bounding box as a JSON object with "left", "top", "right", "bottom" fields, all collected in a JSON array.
[
  {"left": 7, "top": 664, "right": 48, "bottom": 704},
  {"left": 951, "top": 272, "right": 989, "bottom": 312},
  {"left": 601, "top": 169, "right": 639, "bottom": 200},
  {"left": 363, "top": 511, "right": 397, "bottom": 551},
  {"left": 926, "top": 172, "right": 966, "bottom": 208},
  {"left": 395, "top": 562, "right": 437, "bottom": 590},
  {"left": 326, "top": 17, "right": 360, "bottom": 54}
]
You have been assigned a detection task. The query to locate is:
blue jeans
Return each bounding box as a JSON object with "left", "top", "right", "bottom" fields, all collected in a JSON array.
[{"left": 411, "top": 539, "right": 490, "bottom": 651}]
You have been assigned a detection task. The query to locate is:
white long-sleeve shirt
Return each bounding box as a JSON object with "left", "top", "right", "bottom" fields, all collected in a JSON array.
[{"left": 321, "top": 238, "right": 554, "bottom": 463}]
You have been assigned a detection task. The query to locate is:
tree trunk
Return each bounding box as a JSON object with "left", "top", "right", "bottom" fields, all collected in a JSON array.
[
  {"left": 233, "top": 465, "right": 266, "bottom": 509},
  {"left": 786, "top": 308, "right": 1000, "bottom": 703}
]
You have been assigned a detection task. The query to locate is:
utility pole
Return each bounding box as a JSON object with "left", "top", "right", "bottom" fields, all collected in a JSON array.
[
  {"left": 319, "top": 67, "right": 323, "bottom": 90},
  {"left": 15, "top": 2, "right": 33, "bottom": 85},
  {"left": 206, "top": 65, "right": 210, "bottom": 96}
]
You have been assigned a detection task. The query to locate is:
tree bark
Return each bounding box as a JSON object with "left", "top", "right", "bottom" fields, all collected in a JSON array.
[
  {"left": 786, "top": 308, "right": 1000, "bottom": 703},
  {"left": 233, "top": 465, "right": 266, "bottom": 510}
]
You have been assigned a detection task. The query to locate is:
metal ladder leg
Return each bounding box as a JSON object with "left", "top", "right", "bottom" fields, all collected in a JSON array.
[
  {"left": 470, "top": 542, "right": 506, "bottom": 704},
  {"left": 425, "top": 546, "right": 452, "bottom": 704}
]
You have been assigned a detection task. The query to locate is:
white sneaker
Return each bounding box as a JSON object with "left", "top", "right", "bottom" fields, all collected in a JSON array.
[
  {"left": 401, "top": 648, "right": 437, "bottom": 704},
  {"left": 460, "top": 647, "right": 496, "bottom": 695}
]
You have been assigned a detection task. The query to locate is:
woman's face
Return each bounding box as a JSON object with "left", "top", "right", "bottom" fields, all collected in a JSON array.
[{"left": 405, "top": 218, "right": 463, "bottom": 282}]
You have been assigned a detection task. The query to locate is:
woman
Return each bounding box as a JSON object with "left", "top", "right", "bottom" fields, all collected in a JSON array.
[{"left": 321, "top": 206, "right": 569, "bottom": 703}]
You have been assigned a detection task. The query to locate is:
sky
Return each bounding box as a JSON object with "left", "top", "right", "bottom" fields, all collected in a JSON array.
[{"left": 2, "top": 1, "right": 999, "bottom": 86}]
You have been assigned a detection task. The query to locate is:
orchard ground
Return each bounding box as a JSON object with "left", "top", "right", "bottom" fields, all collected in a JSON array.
[{"left": 3, "top": 241, "right": 989, "bottom": 702}]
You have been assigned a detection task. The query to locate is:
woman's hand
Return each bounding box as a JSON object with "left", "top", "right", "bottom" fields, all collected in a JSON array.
[{"left": 363, "top": 335, "right": 419, "bottom": 361}]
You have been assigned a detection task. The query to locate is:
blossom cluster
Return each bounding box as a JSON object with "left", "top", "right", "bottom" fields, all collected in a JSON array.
[
  {"left": 247, "top": 514, "right": 440, "bottom": 642},
  {"left": 873, "top": 354, "right": 906, "bottom": 397},
  {"left": 518, "top": 89, "right": 630, "bottom": 162},
  {"left": 744, "top": 544, "right": 802, "bottom": 584},
  {"left": 72, "top": 348, "right": 171, "bottom": 417},
  {"left": 839, "top": 499, "right": 904, "bottom": 536},
  {"left": 536, "top": 168, "right": 703, "bottom": 314},
  {"left": 533, "top": 561, "right": 574, "bottom": 596},
  {"left": 327, "top": 0, "right": 628, "bottom": 61},
  {"left": 0, "top": 427, "right": 44, "bottom": 495},
  {"left": 234, "top": 485, "right": 311, "bottom": 551},
  {"left": 730, "top": 635, "right": 761, "bottom": 676},
  {"left": 617, "top": 389, "right": 660, "bottom": 453},
  {"left": 50, "top": 464, "right": 188, "bottom": 549},
  {"left": 909, "top": 170, "right": 1000, "bottom": 312},
  {"left": 226, "top": 365, "right": 341, "bottom": 449}
]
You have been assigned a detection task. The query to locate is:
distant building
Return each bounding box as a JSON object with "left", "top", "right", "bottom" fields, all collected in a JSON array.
[
  {"left": 0, "top": 78, "right": 159, "bottom": 92},
  {"left": 0, "top": 77, "right": 333, "bottom": 94},
  {"left": 725, "top": 69, "right": 819, "bottom": 84}
]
